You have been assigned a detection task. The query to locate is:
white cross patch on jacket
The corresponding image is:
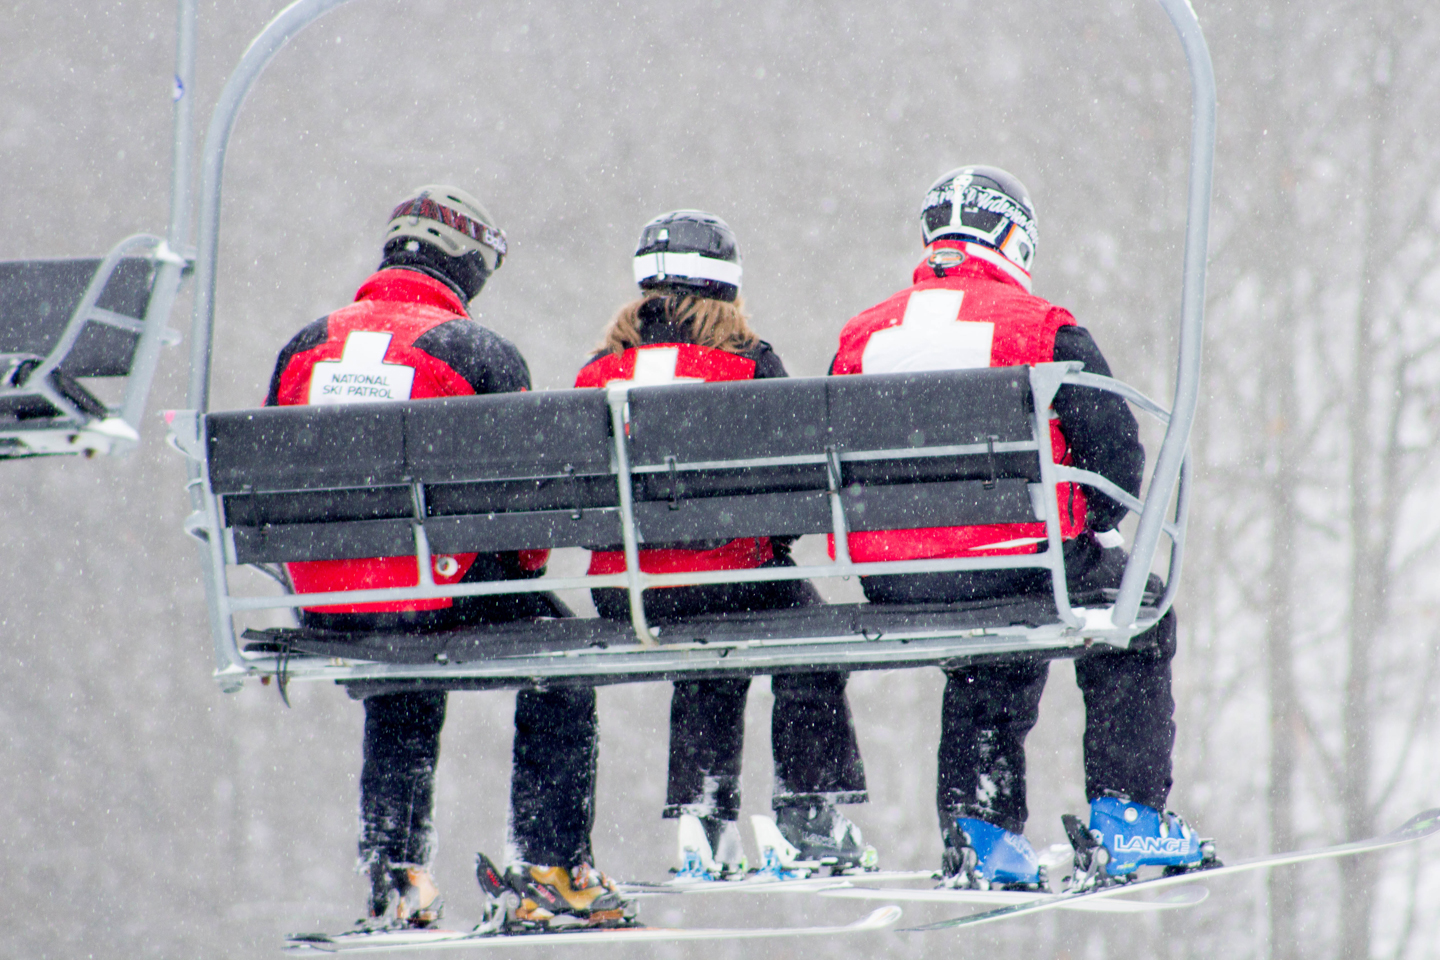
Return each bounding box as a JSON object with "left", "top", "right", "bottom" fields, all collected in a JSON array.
[
  {"left": 860, "top": 289, "right": 995, "bottom": 373},
  {"left": 308, "top": 331, "right": 417, "bottom": 405},
  {"left": 606, "top": 346, "right": 704, "bottom": 390}
]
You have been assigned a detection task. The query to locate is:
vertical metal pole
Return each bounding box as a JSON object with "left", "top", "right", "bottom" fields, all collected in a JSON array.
[
  {"left": 201, "top": 482, "right": 246, "bottom": 680},
  {"left": 825, "top": 445, "right": 853, "bottom": 568},
  {"left": 411, "top": 482, "right": 437, "bottom": 589},
  {"left": 1112, "top": 0, "right": 1215, "bottom": 628},
  {"left": 607, "top": 388, "right": 658, "bottom": 647},
  {"left": 1151, "top": 453, "right": 1193, "bottom": 617},
  {"left": 1027, "top": 367, "right": 1082, "bottom": 630},
  {"left": 120, "top": 0, "right": 197, "bottom": 431}
]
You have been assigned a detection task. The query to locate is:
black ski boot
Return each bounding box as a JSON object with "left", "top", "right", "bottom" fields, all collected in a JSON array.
[
  {"left": 775, "top": 803, "right": 878, "bottom": 872},
  {"left": 363, "top": 860, "right": 443, "bottom": 929}
]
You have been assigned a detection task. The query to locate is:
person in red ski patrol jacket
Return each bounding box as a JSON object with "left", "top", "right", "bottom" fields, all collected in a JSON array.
[
  {"left": 832, "top": 167, "right": 1210, "bottom": 888},
  {"left": 575, "top": 211, "right": 875, "bottom": 877},
  {"left": 266, "top": 186, "right": 635, "bottom": 931}
]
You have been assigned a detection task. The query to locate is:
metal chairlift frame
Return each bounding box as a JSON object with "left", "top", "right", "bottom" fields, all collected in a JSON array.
[
  {"left": 173, "top": 0, "right": 1214, "bottom": 694},
  {"left": 0, "top": 0, "right": 196, "bottom": 459}
]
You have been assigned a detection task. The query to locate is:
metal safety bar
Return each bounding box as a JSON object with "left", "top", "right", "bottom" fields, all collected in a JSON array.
[{"left": 179, "top": 0, "right": 1209, "bottom": 691}]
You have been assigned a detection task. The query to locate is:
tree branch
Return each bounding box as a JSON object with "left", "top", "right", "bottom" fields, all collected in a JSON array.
[
  {"left": 1372, "top": 629, "right": 1440, "bottom": 812},
  {"left": 1295, "top": 697, "right": 1344, "bottom": 796}
]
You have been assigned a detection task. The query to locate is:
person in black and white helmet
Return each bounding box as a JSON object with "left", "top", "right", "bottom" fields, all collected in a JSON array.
[
  {"left": 830, "top": 166, "right": 1209, "bottom": 890},
  {"left": 574, "top": 210, "right": 876, "bottom": 878}
]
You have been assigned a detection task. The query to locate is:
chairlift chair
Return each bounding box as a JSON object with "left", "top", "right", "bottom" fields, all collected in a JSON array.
[
  {"left": 0, "top": 0, "right": 196, "bottom": 460},
  {"left": 168, "top": 0, "right": 1215, "bottom": 696}
]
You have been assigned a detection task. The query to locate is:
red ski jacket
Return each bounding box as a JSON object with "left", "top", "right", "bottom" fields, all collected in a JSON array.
[
  {"left": 831, "top": 241, "right": 1091, "bottom": 562},
  {"left": 574, "top": 320, "right": 787, "bottom": 579},
  {"left": 266, "top": 268, "right": 545, "bottom": 613}
]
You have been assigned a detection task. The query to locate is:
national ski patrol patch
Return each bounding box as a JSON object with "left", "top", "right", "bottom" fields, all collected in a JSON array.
[{"left": 308, "top": 330, "right": 416, "bottom": 404}]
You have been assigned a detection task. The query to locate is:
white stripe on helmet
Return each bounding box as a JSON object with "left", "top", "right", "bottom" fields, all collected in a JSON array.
[{"left": 633, "top": 251, "right": 743, "bottom": 287}]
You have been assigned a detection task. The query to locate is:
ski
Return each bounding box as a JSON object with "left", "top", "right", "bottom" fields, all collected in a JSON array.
[
  {"left": 819, "top": 881, "right": 1208, "bottom": 913},
  {"left": 903, "top": 807, "right": 1440, "bottom": 932},
  {"left": 618, "top": 812, "right": 914, "bottom": 897},
  {"left": 620, "top": 870, "right": 933, "bottom": 897},
  {"left": 284, "top": 905, "right": 901, "bottom": 952}
]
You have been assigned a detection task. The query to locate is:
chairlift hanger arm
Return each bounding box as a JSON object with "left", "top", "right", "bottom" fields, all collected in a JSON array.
[
  {"left": 188, "top": 0, "right": 357, "bottom": 416},
  {"left": 1112, "top": 0, "right": 1214, "bottom": 628}
]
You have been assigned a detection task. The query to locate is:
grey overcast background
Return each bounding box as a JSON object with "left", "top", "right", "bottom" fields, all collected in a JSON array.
[{"left": 4, "top": 1, "right": 1439, "bottom": 958}]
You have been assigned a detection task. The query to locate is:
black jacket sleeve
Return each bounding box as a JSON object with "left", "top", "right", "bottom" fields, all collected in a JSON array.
[
  {"left": 750, "top": 341, "right": 789, "bottom": 380},
  {"left": 264, "top": 317, "right": 329, "bottom": 406},
  {"left": 1051, "top": 324, "right": 1145, "bottom": 532},
  {"left": 413, "top": 317, "right": 533, "bottom": 394}
]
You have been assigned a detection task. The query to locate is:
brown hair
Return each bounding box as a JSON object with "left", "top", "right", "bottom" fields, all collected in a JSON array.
[{"left": 595, "top": 292, "right": 759, "bottom": 356}]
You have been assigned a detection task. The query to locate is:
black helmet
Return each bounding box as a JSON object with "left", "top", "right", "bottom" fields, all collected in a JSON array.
[
  {"left": 380, "top": 185, "right": 507, "bottom": 301},
  {"left": 632, "top": 210, "right": 742, "bottom": 302},
  {"left": 920, "top": 166, "right": 1037, "bottom": 276}
]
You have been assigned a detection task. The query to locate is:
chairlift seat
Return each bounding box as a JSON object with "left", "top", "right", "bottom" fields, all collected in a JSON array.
[
  {"left": 0, "top": 257, "right": 157, "bottom": 377},
  {"left": 176, "top": 363, "right": 1180, "bottom": 693},
  {"left": 1, "top": 242, "right": 179, "bottom": 458}
]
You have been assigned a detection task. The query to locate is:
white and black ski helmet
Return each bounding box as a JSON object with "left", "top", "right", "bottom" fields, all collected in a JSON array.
[
  {"left": 632, "top": 210, "right": 742, "bottom": 302},
  {"left": 920, "top": 166, "right": 1037, "bottom": 275}
]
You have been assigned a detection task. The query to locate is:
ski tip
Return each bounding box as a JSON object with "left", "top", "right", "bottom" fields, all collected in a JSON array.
[
  {"left": 1398, "top": 808, "right": 1440, "bottom": 841},
  {"left": 854, "top": 905, "right": 904, "bottom": 930}
]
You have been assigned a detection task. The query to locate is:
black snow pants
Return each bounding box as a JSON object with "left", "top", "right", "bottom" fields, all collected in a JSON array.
[
  {"left": 862, "top": 535, "right": 1177, "bottom": 836},
  {"left": 310, "top": 590, "right": 598, "bottom": 870},
  {"left": 593, "top": 557, "right": 868, "bottom": 821}
]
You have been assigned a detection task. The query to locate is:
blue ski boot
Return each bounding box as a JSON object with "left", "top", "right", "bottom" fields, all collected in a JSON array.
[
  {"left": 940, "top": 817, "right": 1046, "bottom": 890},
  {"left": 1063, "top": 796, "right": 1218, "bottom": 887}
]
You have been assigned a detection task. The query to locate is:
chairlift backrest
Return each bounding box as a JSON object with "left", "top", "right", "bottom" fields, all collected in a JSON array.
[
  {"left": 1, "top": 240, "right": 183, "bottom": 458},
  {"left": 2, "top": 0, "right": 196, "bottom": 460},
  {"left": 206, "top": 369, "right": 1047, "bottom": 569}
]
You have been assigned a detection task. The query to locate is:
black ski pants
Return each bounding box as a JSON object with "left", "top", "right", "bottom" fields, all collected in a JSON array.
[
  {"left": 862, "top": 536, "right": 1177, "bottom": 836},
  {"left": 311, "top": 591, "right": 599, "bottom": 870},
  {"left": 593, "top": 559, "right": 868, "bottom": 822}
]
